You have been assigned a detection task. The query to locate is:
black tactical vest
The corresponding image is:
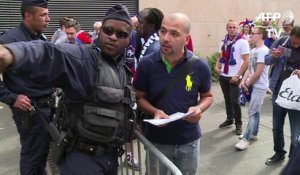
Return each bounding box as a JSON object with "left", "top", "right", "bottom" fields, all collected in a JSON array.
[{"left": 62, "top": 47, "right": 136, "bottom": 147}]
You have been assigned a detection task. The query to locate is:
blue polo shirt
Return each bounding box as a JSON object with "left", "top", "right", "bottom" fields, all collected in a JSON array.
[{"left": 133, "top": 50, "right": 212, "bottom": 145}]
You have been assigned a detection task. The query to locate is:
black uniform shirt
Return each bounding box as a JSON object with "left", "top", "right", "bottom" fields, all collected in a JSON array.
[
  {"left": 0, "top": 23, "right": 51, "bottom": 104},
  {"left": 4, "top": 41, "right": 126, "bottom": 101}
]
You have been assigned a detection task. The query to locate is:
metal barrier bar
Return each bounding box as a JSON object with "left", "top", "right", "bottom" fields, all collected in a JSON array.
[
  {"left": 118, "top": 138, "right": 141, "bottom": 175},
  {"left": 134, "top": 130, "right": 183, "bottom": 175}
]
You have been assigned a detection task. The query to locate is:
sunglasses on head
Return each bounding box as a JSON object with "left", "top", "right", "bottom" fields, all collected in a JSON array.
[{"left": 102, "top": 26, "right": 129, "bottom": 39}]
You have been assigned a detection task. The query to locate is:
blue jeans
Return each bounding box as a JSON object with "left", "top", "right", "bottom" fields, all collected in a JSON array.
[
  {"left": 243, "top": 112, "right": 260, "bottom": 140},
  {"left": 219, "top": 75, "right": 242, "bottom": 125},
  {"left": 147, "top": 139, "right": 200, "bottom": 175},
  {"left": 243, "top": 87, "right": 266, "bottom": 141},
  {"left": 272, "top": 94, "right": 300, "bottom": 157}
]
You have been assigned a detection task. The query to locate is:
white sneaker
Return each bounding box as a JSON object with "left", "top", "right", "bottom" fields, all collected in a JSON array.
[
  {"left": 235, "top": 139, "right": 249, "bottom": 150},
  {"left": 239, "top": 135, "right": 258, "bottom": 141}
]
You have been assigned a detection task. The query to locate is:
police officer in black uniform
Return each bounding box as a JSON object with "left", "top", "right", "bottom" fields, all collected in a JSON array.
[
  {"left": 0, "top": 1, "right": 52, "bottom": 175},
  {"left": 0, "top": 4, "right": 136, "bottom": 175}
]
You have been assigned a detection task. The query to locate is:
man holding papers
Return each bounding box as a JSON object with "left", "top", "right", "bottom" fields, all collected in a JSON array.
[
  {"left": 133, "top": 13, "right": 213, "bottom": 175},
  {"left": 144, "top": 111, "right": 195, "bottom": 126}
]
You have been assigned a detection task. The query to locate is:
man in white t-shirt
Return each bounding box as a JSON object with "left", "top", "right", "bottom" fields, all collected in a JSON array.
[
  {"left": 235, "top": 27, "right": 270, "bottom": 150},
  {"left": 215, "top": 20, "right": 250, "bottom": 135}
]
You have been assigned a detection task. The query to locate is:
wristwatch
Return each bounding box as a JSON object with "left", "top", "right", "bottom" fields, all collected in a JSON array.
[{"left": 235, "top": 74, "right": 243, "bottom": 80}]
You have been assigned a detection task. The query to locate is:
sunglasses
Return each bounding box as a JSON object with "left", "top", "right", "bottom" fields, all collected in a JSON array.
[{"left": 101, "top": 26, "right": 129, "bottom": 39}]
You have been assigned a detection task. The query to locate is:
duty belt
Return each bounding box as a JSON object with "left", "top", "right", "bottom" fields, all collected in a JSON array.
[
  {"left": 75, "top": 139, "right": 116, "bottom": 155},
  {"left": 32, "top": 94, "right": 56, "bottom": 108}
]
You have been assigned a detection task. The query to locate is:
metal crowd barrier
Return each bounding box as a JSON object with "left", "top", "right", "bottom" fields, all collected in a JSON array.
[
  {"left": 118, "top": 130, "right": 183, "bottom": 175},
  {"left": 47, "top": 130, "right": 182, "bottom": 175}
]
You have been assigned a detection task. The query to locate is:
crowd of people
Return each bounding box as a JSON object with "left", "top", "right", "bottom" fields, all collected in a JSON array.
[
  {"left": 0, "top": 0, "right": 300, "bottom": 175},
  {"left": 215, "top": 14, "right": 300, "bottom": 175}
]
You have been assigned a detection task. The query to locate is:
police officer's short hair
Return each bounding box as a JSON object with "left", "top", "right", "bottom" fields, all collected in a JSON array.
[
  {"left": 20, "top": 0, "right": 48, "bottom": 19},
  {"left": 21, "top": 6, "right": 36, "bottom": 19}
]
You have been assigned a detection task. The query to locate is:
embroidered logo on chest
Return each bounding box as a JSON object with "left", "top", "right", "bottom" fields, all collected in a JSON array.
[{"left": 185, "top": 73, "right": 193, "bottom": 92}]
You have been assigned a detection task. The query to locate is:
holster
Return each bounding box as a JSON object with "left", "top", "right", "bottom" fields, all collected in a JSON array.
[
  {"left": 21, "top": 107, "right": 36, "bottom": 130},
  {"left": 47, "top": 122, "right": 71, "bottom": 164},
  {"left": 50, "top": 131, "right": 70, "bottom": 164}
]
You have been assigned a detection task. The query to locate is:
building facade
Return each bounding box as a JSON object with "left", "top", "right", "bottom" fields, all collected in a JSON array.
[
  {"left": 0, "top": 0, "right": 138, "bottom": 38},
  {"left": 1, "top": 0, "right": 298, "bottom": 58},
  {"left": 140, "top": 0, "right": 299, "bottom": 57}
]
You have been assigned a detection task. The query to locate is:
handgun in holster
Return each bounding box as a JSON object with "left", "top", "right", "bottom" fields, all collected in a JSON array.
[
  {"left": 21, "top": 106, "right": 36, "bottom": 130},
  {"left": 47, "top": 122, "right": 71, "bottom": 164}
]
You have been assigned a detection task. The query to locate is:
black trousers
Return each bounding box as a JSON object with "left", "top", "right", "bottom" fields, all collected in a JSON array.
[
  {"left": 11, "top": 107, "right": 52, "bottom": 175},
  {"left": 59, "top": 149, "right": 119, "bottom": 175},
  {"left": 219, "top": 75, "right": 242, "bottom": 125}
]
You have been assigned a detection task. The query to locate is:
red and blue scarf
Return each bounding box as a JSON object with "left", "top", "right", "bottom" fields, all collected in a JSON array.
[{"left": 220, "top": 34, "right": 244, "bottom": 74}]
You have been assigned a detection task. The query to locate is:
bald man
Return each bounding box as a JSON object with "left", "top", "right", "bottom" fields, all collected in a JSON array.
[
  {"left": 215, "top": 20, "right": 250, "bottom": 135},
  {"left": 133, "top": 13, "right": 213, "bottom": 174}
]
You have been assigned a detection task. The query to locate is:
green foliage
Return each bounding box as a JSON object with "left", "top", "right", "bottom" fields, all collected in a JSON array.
[
  {"left": 254, "top": 19, "right": 280, "bottom": 32},
  {"left": 207, "top": 52, "right": 219, "bottom": 82}
]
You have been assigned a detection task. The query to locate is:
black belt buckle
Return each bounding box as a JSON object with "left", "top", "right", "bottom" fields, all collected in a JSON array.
[
  {"left": 85, "top": 144, "right": 97, "bottom": 154},
  {"left": 77, "top": 141, "right": 106, "bottom": 155}
]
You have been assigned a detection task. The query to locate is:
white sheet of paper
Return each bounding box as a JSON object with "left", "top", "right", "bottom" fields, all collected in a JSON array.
[{"left": 143, "top": 111, "right": 194, "bottom": 126}]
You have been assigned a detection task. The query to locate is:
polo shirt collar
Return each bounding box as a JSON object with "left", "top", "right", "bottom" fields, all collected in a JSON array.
[{"left": 155, "top": 47, "right": 194, "bottom": 63}]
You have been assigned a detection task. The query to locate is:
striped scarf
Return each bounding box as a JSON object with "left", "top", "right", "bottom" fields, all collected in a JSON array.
[{"left": 139, "top": 32, "right": 159, "bottom": 60}]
